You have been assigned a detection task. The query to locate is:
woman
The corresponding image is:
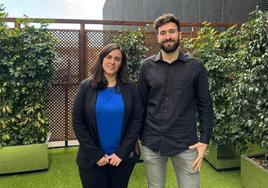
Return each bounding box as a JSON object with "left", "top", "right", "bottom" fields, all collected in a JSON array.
[{"left": 72, "top": 43, "right": 143, "bottom": 188}]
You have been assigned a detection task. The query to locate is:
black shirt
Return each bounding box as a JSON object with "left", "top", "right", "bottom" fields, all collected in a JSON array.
[{"left": 138, "top": 50, "right": 213, "bottom": 156}]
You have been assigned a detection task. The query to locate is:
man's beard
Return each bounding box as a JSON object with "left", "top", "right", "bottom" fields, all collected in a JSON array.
[{"left": 160, "top": 39, "right": 180, "bottom": 53}]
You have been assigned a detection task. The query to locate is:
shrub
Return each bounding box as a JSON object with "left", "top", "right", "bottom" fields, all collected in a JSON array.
[
  {"left": 113, "top": 28, "right": 148, "bottom": 82},
  {"left": 184, "top": 9, "right": 268, "bottom": 152},
  {"left": 0, "top": 5, "right": 56, "bottom": 146},
  {"left": 235, "top": 9, "right": 268, "bottom": 150},
  {"left": 183, "top": 23, "right": 247, "bottom": 149}
]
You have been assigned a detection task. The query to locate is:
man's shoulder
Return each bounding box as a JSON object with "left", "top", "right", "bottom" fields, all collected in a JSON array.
[
  {"left": 184, "top": 53, "right": 202, "bottom": 63},
  {"left": 184, "top": 53, "right": 204, "bottom": 68},
  {"left": 141, "top": 54, "right": 157, "bottom": 65}
]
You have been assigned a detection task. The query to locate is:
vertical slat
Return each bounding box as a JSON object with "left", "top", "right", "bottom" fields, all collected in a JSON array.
[
  {"left": 79, "top": 23, "right": 86, "bottom": 81},
  {"left": 14, "top": 21, "right": 20, "bottom": 28},
  {"left": 64, "top": 59, "right": 71, "bottom": 147},
  {"left": 191, "top": 24, "right": 195, "bottom": 38}
]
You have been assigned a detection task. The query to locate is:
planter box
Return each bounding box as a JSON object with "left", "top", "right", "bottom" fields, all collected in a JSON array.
[
  {"left": 241, "top": 153, "right": 268, "bottom": 188},
  {"left": 205, "top": 143, "right": 241, "bottom": 170},
  {"left": 0, "top": 142, "right": 49, "bottom": 174},
  {"left": 205, "top": 143, "right": 264, "bottom": 170}
]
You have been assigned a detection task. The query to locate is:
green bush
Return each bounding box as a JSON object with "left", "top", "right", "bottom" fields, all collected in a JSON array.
[
  {"left": 235, "top": 9, "right": 268, "bottom": 150},
  {"left": 184, "top": 9, "right": 268, "bottom": 151},
  {"left": 113, "top": 28, "right": 148, "bottom": 82},
  {"left": 183, "top": 23, "right": 247, "bottom": 149},
  {"left": 0, "top": 5, "right": 56, "bottom": 146}
]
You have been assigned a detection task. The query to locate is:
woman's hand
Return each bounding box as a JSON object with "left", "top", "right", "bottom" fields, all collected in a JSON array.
[
  {"left": 107, "top": 153, "right": 122, "bottom": 166},
  {"left": 96, "top": 155, "right": 109, "bottom": 166}
]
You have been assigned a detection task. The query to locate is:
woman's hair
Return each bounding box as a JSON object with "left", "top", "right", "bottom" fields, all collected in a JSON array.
[
  {"left": 91, "top": 43, "right": 129, "bottom": 90},
  {"left": 153, "top": 13, "right": 180, "bottom": 32}
]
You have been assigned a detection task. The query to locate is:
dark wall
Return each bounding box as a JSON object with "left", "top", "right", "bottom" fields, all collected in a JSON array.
[{"left": 103, "top": 0, "right": 268, "bottom": 30}]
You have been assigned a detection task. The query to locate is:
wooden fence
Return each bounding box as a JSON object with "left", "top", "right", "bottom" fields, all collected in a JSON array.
[{"left": 2, "top": 18, "right": 239, "bottom": 146}]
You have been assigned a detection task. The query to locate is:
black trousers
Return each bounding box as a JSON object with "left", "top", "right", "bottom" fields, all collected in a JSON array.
[{"left": 79, "top": 162, "right": 136, "bottom": 188}]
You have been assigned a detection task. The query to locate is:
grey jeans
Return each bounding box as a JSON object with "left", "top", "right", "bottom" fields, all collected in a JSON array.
[{"left": 140, "top": 144, "right": 199, "bottom": 188}]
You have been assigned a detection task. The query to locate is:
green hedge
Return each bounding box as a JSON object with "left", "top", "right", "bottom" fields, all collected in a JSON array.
[
  {"left": 0, "top": 5, "right": 56, "bottom": 146},
  {"left": 184, "top": 8, "right": 268, "bottom": 151}
]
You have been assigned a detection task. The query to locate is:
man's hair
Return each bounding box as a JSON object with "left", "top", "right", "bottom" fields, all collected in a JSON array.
[{"left": 153, "top": 13, "right": 180, "bottom": 32}]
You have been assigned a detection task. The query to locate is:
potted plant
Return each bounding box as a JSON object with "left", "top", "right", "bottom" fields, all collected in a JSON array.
[
  {"left": 235, "top": 8, "right": 268, "bottom": 188},
  {"left": 0, "top": 5, "right": 56, "bottom": 174}
]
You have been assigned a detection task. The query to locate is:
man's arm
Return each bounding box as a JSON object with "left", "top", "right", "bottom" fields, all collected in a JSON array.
[
  {"left": 190, "top": 62, "right": 214, "bottom": 171},
  {"left": 195, "top": 62, "right": 214, "bottom": 144}
]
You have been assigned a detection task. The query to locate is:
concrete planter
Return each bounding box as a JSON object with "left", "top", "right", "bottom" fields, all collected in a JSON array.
[
  {"left": 205, "top": 142, "right": 264, "bottom": 170},
  {"left": 241, "top": 153, "right": 268, "bottom": 188},
  {"left": 205, "top": 143, "right": 241, "bottom": 170},
  {"left": 0, "top": 135, "right": 50, "bottom": 174}
]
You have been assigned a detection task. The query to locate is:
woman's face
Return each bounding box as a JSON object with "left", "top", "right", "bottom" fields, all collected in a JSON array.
[{"left": 102, "top": 49, "right": 122, "bottom": 78}]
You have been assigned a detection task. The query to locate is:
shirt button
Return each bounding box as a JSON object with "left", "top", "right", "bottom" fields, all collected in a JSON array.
[
  {"left": 165, "top": 97, "right": 168, "bottom": 101},
  {"left": 164, "top": 109, "right": 167, "bottom": 113}
]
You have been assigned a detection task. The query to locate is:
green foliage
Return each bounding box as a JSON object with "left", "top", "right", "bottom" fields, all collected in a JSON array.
[
  {"left": 184, "top": 23, "right": 246, "bottom": 148},
  {"left": 113, "top": 28, "right": 148, "bottom": 82},
  {"left": 235, "top": 9, "right": 268, "bottom": 149},
  {"left": 0, "top": 4, "right": 7, "bottom": 28},
  {"left": 184, "top": 9, "right": 268, "bottom": 151},
  {"left": 0, "top": 7, "right": 56, "bottom": 146}
]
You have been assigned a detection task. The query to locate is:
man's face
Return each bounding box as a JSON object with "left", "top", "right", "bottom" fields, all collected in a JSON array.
[{"left": 157, "top": 22, "right": 180, "bottom": 53}]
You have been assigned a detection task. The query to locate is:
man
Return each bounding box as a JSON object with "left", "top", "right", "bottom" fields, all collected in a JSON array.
[{"left": 138, "top": 13, "right": 214, "bottom": 188}]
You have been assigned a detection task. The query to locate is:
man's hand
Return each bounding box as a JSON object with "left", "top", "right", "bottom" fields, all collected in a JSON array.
[
  {"left": 96, "top": 155, "right": 109, "bottom": 166},
  {"left": 189, "top": 142, "right": 208, "bottom": 172},
  {"left": 106, "top": 153, "right": 122, "bottom": 166}
]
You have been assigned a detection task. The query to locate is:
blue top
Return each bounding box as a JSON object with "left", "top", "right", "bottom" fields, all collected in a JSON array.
[{"left": 96, "top": 87, "right": 125, "bottom": 155}]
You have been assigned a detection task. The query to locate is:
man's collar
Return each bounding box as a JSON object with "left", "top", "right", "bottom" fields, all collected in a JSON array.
[
  {"left": 178, "top": 50, "right": 187, "bottom": 62},
  {"left": 154, "top": 48, "right": 187, "bottom": 63},
  {"left": 154, "top": 51, "right": 162, "bottom": 62}
]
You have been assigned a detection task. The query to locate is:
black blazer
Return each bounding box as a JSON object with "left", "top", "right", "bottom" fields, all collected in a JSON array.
[{"left": 72, "top": 79, "right": 143, "bottom": 169}]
